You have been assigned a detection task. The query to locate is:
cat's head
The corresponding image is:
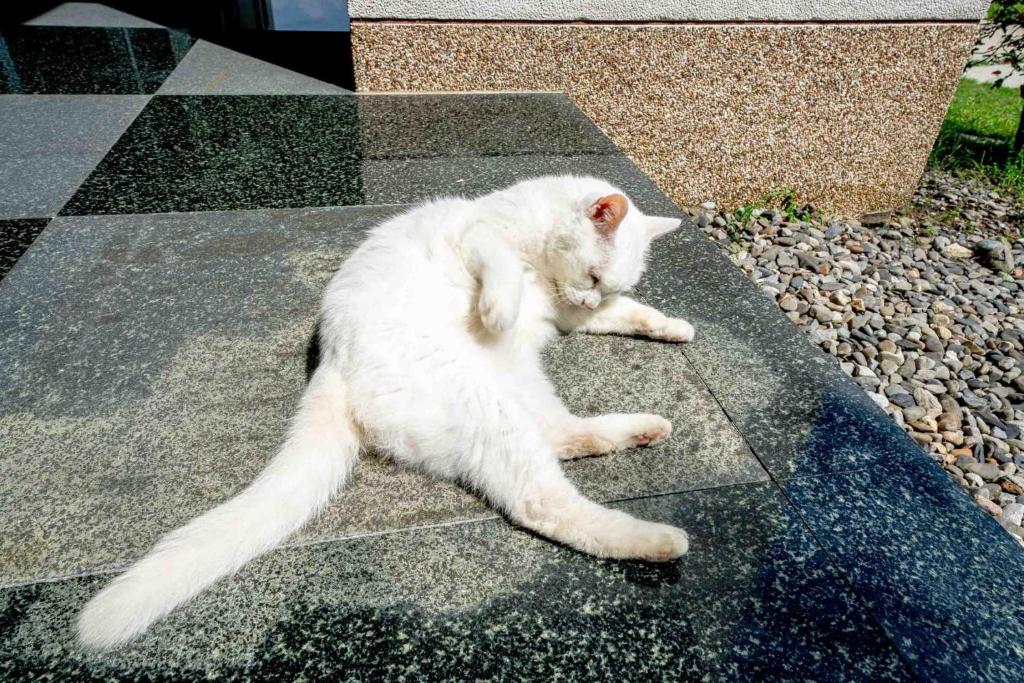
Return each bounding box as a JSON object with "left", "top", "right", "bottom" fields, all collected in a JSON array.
[{"left": 534, "top": 176, "right": 681, "bottom": 310}]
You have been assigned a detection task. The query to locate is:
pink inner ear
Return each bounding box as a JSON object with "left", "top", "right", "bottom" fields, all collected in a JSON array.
[{"left": 589, "top": 194, "right": 628, "bottom": 237}]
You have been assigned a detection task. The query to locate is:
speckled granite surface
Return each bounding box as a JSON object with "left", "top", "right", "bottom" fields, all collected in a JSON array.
[
  {"left": 61, "top": 93, "right": 625, "bottom": 215},
  {"left": 636, "top": 224, "right": 925, "bottom": 479},
  {"left": 786, "top": 459, "right": 1024, "bottom": 681},
  {"left": 0, "top": 219, "right": 48, "bottom": 280},
  {"left": 0, "top": 26, "right": 193, "bottom": 94},
  {"left": 0, "top": 207, "right": 764, "bottom": 584},
  {"left": 0, "top": 95, "right": 149, "bottom": 218},
  {"left": 2, "top": 20, "right": 1023, "bottom": 679},
  {"left": 1, "top": 484, "right": 914, "bottom": 681}
]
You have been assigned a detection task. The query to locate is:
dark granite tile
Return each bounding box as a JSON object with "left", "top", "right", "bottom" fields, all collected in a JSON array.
[
  {"left": 0, "top": 27, "right": 194, "bottom": 94},
  {"left": 360, "top": 153, "right": 681, "bottom": 216},
  {"left": 60, "top": 96, "right": 364, "bottom": 215},
  {"left": 0, "top": 207, "right": 763, "bottom": 583},
  {"left": 60, "top": 94, "right": 636, "bottom": 215},
  {"left": 0, "top": 483, "right": 912, "bottom": 681},
  {"left": 784, "top": 460, "right": 1024, "bottom": 682},
  {"left": 0, "top": 218, "right": 48, "bottom": 280},
  {"left": 353, "top": 93, "right": 618, "bottom": 159},
  {"left": 635, "top": 223, "right": 928, "bottom": 479}
]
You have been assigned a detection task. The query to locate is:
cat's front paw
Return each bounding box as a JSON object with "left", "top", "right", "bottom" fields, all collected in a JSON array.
[
  {"left": 478, "top": 289, "right": 520, "bottom": 334},
  {"left": 650, "top": 318, "right": 694, "bottom": 343}
]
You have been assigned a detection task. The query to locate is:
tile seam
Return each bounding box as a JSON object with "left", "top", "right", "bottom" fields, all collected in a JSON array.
[{"left": 0, "top": 475, "right": 774, "bottom": 590}]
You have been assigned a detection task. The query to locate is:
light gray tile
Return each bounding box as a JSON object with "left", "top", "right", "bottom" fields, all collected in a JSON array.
[
  {"left": 156, "top": 40, "right": 349, "bottom": 95},
  {"left": 0, "top": 154, "right": 111, "bottom": 218},
  {"left": 0, "top": 95, "right": 150, "bottom": 155},
  {"left": 0, "top": 206, "right": 765, "bottom": 584},
  {"left": 0, "top": 95, "right": 148, "bottom": 218},
  {"left": 24, "top": 2, "right": 161, "bottom": 28}
]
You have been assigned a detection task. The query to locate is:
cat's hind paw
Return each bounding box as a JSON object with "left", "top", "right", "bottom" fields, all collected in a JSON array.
[
  {"left": 633, "top": 523, "right": 690, "bottom": 561},
  {"left": 557, "top": 414, "right": 671, "bottom": 459}
]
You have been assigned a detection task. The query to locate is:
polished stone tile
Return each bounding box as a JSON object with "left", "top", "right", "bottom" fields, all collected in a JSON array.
[
  {"left": 57, "top": 95, "right": 364, "bottom": 215},
  {"left": 352, "top": 93, "right": 618, "bottom": 159},
  {"left": 0, "top": 95, "right": 150, "bottom": 155},
  {"left": 635, "top": 224, "right": 927, "bottom": 479},
  {"left": 0, "top": 206, "right": 764, "bottom": 583},
  {"left": 548, "top": 334, "right": 767, "bottom": 504},
  {"left": 360, "top": 153, "right": 681, "bottom": 216},
  {"left": 0, "top": 218, "right": 48, "bottom": 280},
  {"left": 0, "top": 26, "right": 193, "bottom": 94},
  {"left": 784, "top": 460, "right": 1024, "bottom": 682},
  {"left": 60, "top": 94, "right": 626, "bottom": 215},
  {"left": 156, "top": 39, "right": 350, "bottom": 95},
  {"left": 0, "top": 95, "right": 149, "bottom": 218},
  {"left": 25, "top": 2, "right": 162, "bottom": 28},
  {"left": 0, "top": 483, "right": 912, "bottom": 681},
  {"left": 0, "top": 153, "right": 120, "bottom": 219}
]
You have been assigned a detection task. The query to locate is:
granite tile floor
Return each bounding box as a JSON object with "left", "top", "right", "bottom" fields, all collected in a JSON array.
[{"left": 2, "top": 5, "right": 1023, "bottom": 681}]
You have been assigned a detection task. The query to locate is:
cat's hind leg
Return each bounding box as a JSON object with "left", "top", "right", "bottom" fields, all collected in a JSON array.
[
  {"left": 504, "top": 360, "right": 673, "bottom": 460},
  {"left": 466, "top": 425, "right": 688, "bottom": 561},
  {"left": 556, "top": 413, "right": 672, "bottom": 460},
  {"left": 391, "top": 360, "right": 688, "bottom": 561}
]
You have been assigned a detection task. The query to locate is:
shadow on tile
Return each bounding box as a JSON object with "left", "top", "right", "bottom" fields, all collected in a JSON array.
[
  {"left": 636, "top": 224, "right": 928, "bottom": 479},
  {"left": 0, "top": 483, "right": 911, "bottom": 681},
  {"left": 784, "top": 459, "right": 1024, "bottom": 681}
]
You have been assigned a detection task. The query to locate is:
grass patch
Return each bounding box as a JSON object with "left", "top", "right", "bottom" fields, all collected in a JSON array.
[
  {"left": 929, "top": 79, "right": 1024, "bottom": 200},
  {"left": 943, "top": 78, "right": 1022, "bottom": 139}
]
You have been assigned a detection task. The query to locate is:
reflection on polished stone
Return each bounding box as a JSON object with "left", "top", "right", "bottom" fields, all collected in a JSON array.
[
  {"left": 0, "top": 26, "right": 194, "bottom": 94},
  {"left": 62, "top": 93, "right": 639, "bottom": 215}
]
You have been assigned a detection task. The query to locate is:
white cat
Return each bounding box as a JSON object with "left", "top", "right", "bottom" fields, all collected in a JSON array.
[{"left": 77, "top": 175, "right": 695, "bottom": 649}]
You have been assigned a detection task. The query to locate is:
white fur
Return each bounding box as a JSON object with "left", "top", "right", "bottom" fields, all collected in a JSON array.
[{"left": 77, "top": 176, "right": 695, "bottom": 649}]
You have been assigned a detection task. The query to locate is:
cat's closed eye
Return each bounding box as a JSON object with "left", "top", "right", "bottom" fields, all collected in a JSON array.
[{"left": 589, "top": 271, "right": 601, "bottom": 287}]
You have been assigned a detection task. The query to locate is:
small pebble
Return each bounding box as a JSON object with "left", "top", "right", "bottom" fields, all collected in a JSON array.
[{"left": 695, "top": 169, "right": 1024, "bottom": 539}]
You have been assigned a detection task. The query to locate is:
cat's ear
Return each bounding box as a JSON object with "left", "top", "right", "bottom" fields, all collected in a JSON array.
[
  {"left": 645, "top": 216, "right": 682, "bottom": 241},
  {"left": 589, "top": 194, "right": 628, "bottom": 238}
]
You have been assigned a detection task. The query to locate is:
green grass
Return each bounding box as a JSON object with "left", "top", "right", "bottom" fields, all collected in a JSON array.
[
  {"left": 943, "top": 79, "right": 1022, "bottom": 139},
  {"left": 929, "top": 78, "right": 1024, "bottom": 200}
]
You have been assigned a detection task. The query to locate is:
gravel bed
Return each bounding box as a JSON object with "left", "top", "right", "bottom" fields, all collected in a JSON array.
[{"left": 691, "top": 171, "right": 1024, "bottom": 541}]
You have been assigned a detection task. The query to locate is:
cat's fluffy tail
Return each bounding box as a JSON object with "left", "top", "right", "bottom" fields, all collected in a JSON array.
[{"left": 77, "top": 364, "right": 359, "bottom": 649}]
